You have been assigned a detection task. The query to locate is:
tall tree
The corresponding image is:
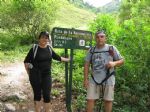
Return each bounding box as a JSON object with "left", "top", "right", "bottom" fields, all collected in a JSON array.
[
  {"left": 0, "top": 0, "right": 60, "bottom": 38},
  {"left": 114, "top": 0, "right": 150, "bottom": 110},
  {"left": 89, "top": 14, "right": 118, "bottom": 44}
]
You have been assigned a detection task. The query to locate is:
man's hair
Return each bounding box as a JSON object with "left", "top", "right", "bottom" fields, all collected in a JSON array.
[
  {"left": 95, "top": 30, "right": 106, "bottom": 37},
  {"left": 39, "top": 31, "right": 49, "bottom": 39}
]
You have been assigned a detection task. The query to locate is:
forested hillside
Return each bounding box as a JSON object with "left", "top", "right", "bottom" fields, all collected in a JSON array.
[
  {"left": 97, "top": 0, "right": 121, "bottom": 13},
  {"left": 0, "top": 0, "right": 150, "bottom": 112},
  {"left": 69, "top": 0, "right": 121, "bottom": 13}
]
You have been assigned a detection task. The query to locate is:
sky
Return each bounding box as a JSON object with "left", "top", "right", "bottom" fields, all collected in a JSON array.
[{"left": 83, "top": 0, "right": 113, "bottom": 7}]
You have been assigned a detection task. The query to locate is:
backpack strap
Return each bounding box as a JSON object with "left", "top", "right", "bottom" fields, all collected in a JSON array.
[
  {"left": 90, "top": 45, "right": 112, "bottom": 64},
  {"left": 108, "top": 45, "right": 114, "bottom": 57},
  {"left": 33, "top": 44, "right": 38, "bottom": 59},
  {"left": 47, "top": 45, "right": 52, "bottom": 56},
  {"left": 91, "top": 70, "right": 115, "bottom": 85},
  {"left": 89, "top": 46, "right": 96, "bottom": 64}
]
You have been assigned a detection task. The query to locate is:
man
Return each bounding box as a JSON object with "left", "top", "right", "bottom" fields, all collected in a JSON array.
[{"left": 84, "top": 31, "right": 124, "bottom": 112}]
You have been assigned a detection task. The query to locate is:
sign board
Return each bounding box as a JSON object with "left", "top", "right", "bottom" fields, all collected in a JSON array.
[{"left": 51, "top": 27, "right": 93, "bottom": 49}]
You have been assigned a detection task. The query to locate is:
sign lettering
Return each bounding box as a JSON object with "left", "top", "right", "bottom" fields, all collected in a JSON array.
[{"left": 51, "top": 27, "right": 93, "bottom": 49}]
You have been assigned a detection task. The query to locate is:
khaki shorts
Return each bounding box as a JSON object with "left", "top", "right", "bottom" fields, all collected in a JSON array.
[{"left": 87, "top": 83, "right": 114, "bottom": 101}]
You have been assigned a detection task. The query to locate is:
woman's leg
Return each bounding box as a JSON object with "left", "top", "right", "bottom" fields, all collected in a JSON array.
[
  {"left": 29, "top": 68, "right": 42, "bottom": 112},
  {"left": 41, "top": 74, "right": 52, "bottom": 112},
  {"left": 44, "top": 102, "right": 51, "bottom": 112},
  {"left": 34, "top": 101, "right": 42, "bottom": 112}
]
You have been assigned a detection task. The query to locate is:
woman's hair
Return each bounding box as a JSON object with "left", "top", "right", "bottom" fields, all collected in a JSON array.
[{"left": 39, "top": 31, "right": 49, "bottom": 39}]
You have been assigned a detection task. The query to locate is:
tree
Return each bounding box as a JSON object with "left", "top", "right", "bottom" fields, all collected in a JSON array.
[
  {"left": 0, "top": 0, "right": 60, "bottom": 40},
  {"left": 89, "top": 14, "right": 119, "bottom": 44},
  {"left": 114, "top": 0, "right": 150, "bottom": 110}
]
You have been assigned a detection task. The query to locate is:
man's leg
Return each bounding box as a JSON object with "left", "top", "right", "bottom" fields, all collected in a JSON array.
[
  {"left": 103, "top": 85, "right": 114, "bottom": 112},
  {"left": 86, "top": 99, "right": 95, "bottom": 112},
  {"left": 104, "top": 100, "right": 112, "bottom": 112},
  {"left": 86, "top": 82, "right": 99, "bottom": 112}
]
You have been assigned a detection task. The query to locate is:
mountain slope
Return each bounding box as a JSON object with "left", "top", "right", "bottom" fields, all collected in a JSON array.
[
  {"left": 97, "top": 0, "right": 121, "bottom": 13},
  {"left": 53, "top": 1, "right": 96, "bottom": 30}
]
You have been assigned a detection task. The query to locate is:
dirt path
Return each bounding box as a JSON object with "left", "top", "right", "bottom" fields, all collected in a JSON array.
[{"left": 0, "top": 62, "right": 66, "bottom": 112}]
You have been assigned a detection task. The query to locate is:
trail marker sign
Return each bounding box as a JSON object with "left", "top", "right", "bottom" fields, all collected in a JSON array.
[{"left": 51, "top": 27, "right": 92, "bottom": 49}]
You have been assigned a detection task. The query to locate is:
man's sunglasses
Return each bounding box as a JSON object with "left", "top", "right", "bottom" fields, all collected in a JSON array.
[{"left": 96, "top": 35, "right": 105, "bottom": 38}]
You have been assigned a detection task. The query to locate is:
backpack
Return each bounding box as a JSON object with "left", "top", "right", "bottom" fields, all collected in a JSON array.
[
  {"left": 89, "top": 45, "right": 115, "bottom": 85},
  {"left": 32, "top": 44, "right": 52, "bottom": 59}
]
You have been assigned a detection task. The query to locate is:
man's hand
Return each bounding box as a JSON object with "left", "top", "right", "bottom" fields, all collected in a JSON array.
[
  {"left": 106, "top": 61, "right": 116, "bottom": 69},
  {"left": 106, "top": 59, "right": 124, "bottom": 69}
]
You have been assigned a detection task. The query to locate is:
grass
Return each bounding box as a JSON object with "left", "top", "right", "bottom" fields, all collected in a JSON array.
[
  {"left": 51, "top": 89, "right": 60, "bottom": 97},
  {"left": 0, "top": 46, "right": 29, "bottom": 64}
]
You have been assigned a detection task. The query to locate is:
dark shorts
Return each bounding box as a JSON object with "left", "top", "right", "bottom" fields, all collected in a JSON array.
[{"left": 29, "top": 67, "right": 51, "bottom": 103}]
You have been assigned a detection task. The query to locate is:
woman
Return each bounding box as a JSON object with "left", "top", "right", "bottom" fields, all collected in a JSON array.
[{"left": 24, "top": 31, "right": 70, "bottom": 112}]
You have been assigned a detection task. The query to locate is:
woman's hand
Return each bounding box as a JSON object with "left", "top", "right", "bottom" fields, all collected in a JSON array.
[
  {"left": 61, "top": 57, "right": 70, "bottom": 62},
  {"left": 24, "top": 63, "right": 31, "bottom": 75}
]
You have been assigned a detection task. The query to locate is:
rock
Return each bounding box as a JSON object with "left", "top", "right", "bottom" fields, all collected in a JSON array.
[
  {"left": 5, "top": 103, "right": 16, "bottom": 111},
  {"left": 1, "top": 92, "right": 27, "bottom": 102},
  {"left": 0, "top": 102, "right": 5, "bottom": 111},
  {"left": 28, "top": 111, "right": 34, "bottom": 112},
  {"left": 0, "top": 72, "right": 8, "bottom": 76},
  {"left": 52, "top": 96, "right": 56, "bottom": 99}
]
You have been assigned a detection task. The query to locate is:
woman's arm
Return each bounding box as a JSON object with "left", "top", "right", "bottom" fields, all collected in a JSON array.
[
  {"left": 24, "top": 48, "right": 33, "bottom": 75},
  {"left": 24, "top": 63, "right": 30, "bottom": 75},
  {"left": 51, "top": 49, "right": 70, "bottom": 62}
]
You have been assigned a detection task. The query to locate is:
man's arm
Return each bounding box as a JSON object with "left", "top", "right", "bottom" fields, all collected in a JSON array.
[
  {"left": 114, "top": 59, "right": 124, "bottom": 67},
  {"left": 84, "top": 61, "right": 90, "bottom": 88}
]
